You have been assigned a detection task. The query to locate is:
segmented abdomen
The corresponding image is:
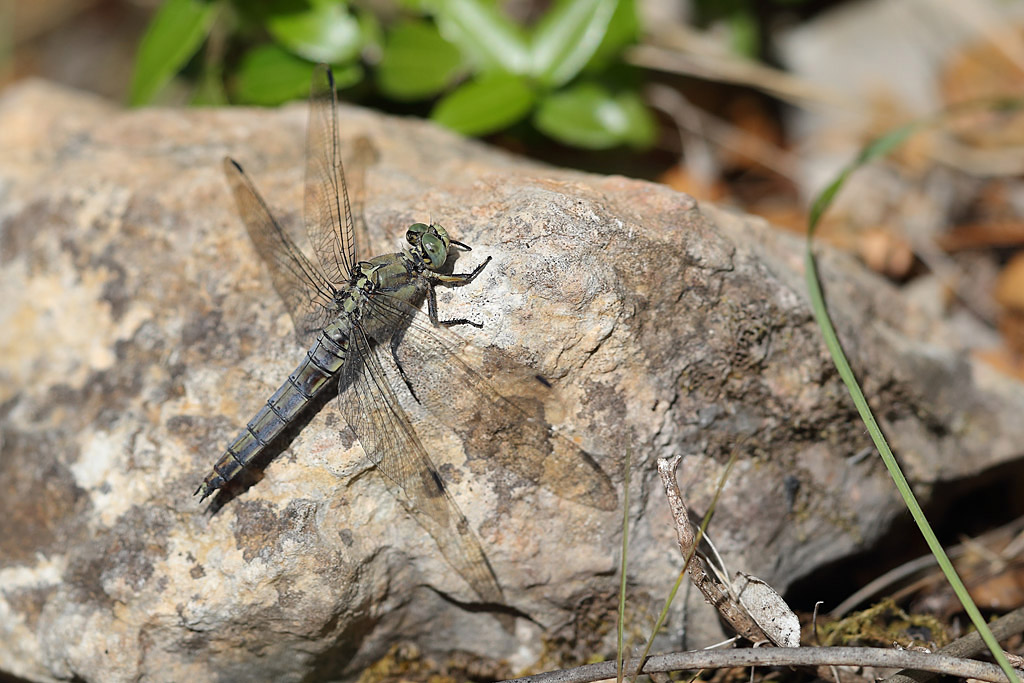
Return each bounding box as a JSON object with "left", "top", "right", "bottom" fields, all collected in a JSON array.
[{"left": 196, "top": 325, "right": 349, "bottom": 500}]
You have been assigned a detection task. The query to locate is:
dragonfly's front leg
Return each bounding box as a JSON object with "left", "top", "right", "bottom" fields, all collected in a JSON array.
[{"left": 427, "top": 256, "right": 493, "bottom": 327}]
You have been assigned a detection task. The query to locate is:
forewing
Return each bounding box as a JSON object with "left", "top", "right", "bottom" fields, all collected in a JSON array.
[
  {"left": 346, "top": 136, "right": 377, "bottom": 262},
  {"left": 305, "top": 63, "right": 360, "bottom": 282},
  {"left": 365, "top": 293, "right": 619, "bottom": 511},
  {"left": 338, "top": 323, "right": 504, "bottom": 604},
  {"left": 223, "top": 158, "right": 335, "bottom": 345}
]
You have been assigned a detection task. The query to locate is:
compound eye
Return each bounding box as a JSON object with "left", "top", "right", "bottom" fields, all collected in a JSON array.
[
  {"left": 421, "top": 233, "right": 447, "bottom": 268},
  {"left": 406, "top": 223, "right": 428, "bottom": 244}
]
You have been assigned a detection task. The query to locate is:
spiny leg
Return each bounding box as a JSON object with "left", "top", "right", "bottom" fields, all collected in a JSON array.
[{"left": 427, "top": 256, "right": 493, "bottom": 327}]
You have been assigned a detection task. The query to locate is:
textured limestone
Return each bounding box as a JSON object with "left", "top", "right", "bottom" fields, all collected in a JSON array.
[{"left": 1, "top": 79, "right": 1022, "bottom": 682}]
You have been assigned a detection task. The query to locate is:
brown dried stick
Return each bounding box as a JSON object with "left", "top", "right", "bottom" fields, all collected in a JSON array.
[{"left": 657, "top": 455, "right": 770, "bottom": 644}]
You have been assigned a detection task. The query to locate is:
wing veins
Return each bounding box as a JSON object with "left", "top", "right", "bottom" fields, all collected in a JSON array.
[
  {"left": 223, "top": 157, "right": 335, "bottom": 344},
  {"left": 305, "top": 63, "right": 359, "bottom": 283},
  {"left": 340, "top": 323, "right": 503, "bottom": 603},
  {"left": 360, "top": 291, "right": 618, "bottom": 511}
]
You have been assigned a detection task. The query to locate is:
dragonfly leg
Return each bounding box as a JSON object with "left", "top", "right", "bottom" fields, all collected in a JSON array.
[
  {"left": 427, "top": 284, "right": 484, "bottom": 328},
  {"left": 436, "top": 255, "right": 492, "bottom": 286},
  {"left": 428, "top": 256, "right": 493, "bottom": 327}
]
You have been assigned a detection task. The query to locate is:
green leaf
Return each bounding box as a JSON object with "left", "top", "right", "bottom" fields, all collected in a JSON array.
[
  {"left": 530, "top": 0, "right": 616, "bottom": 87},
  {"left": 397, "top": 0, "right": 429, "bottom": 11},
  {"left": 727, "top": 11, "right": 760, "bottom": 58},
  {"left": 614, "top": 89, "right": 656, "bottom": 147},
  {"left": 328, "top": 61, "right": 364, "bottom": 90},
  {"left": 129, "top": 0, "right": 219, "bottom": 106},
  {"left": 377, "top": 21, "right": 463, "bottom": 100},
  {"left": 431, "top": 74, "right": 534, "bottom": 136},
  {"left": 533, "top": 82, "right": 654, "bottom": 149},
  {"left": 267, "top": 0, "right": 361, "bottom": 64},
  {"left": 235, "top": 45, "right": 314, "bottom": 105},
  {"left": 585, "top": 0, "right": 638, "bottom": 72},
  {"left": 355, "top": 7, "right": 383, "bottom": 56},
  {"left": 434, "top": 0, "right": 529, "bottom": 75}
]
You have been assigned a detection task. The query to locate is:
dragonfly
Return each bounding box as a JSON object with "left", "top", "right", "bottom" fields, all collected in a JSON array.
[{"left": 197, "top": 64, "right": 616, "bottom": 605}]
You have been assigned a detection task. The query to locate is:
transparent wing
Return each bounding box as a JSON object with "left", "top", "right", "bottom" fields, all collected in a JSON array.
[
  {"left": 223, "top": 158, "right": 336, "bottom": 345},
  {"left": 346, "top": 136, "right": 377, "bottom": 263},
  {"left": 364, "top": 292, "right": 618, "bottom": 511},
  {"left": 305, "top": 63, "right": 360, "bottom": 283},
  {"left": 338, "top": 322, "right": 504, "bottom": 604}
]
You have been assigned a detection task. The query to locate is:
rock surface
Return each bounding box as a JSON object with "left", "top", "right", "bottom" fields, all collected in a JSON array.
[{"left": 1, "top": 80, "right": 1022, "bottom": 682}]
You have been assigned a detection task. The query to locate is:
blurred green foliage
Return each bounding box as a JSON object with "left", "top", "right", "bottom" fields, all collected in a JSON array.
[{"left": 129, "top": 0, "right": 655, "bottom": 150}]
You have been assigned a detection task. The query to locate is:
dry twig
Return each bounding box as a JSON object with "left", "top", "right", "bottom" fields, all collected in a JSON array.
[{"left": 503, "top": 646, "right": 1017, "bottom": 683}]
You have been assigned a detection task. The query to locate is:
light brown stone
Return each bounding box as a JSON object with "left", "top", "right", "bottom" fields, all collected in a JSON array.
[{"left": 1, "top": 79, "right": 1022, "bottom": 682}]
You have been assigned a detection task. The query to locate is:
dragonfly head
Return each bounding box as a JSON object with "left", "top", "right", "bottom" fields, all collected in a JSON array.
[{"left": 406, "top": 222, "right": 471, "bottom": 270}]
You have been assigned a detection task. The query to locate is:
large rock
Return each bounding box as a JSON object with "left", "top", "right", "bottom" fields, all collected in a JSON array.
[{"left": 1, "top": 79, "right": 1021, "bottom": 682}]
